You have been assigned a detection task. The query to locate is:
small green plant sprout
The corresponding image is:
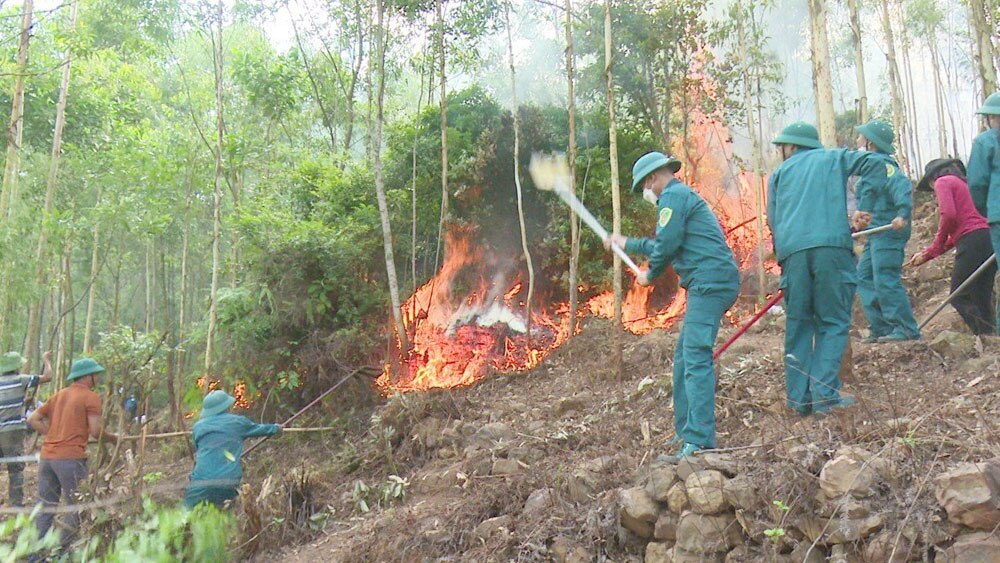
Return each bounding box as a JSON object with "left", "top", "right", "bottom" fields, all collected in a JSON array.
[
  {"left": 772, "top": 499, "right": 790, "bottom": 512},
  {"left": 379, "top": 475, "right": 409, "bottom": 505},
  {"left": 142, "top": 471, "right": 164, "bottom": 484},
  {"left": 353, "top": 480, "right": 372, "bottom": 513},
  {"left": 764, "top": 527, "right": 786, "bottom": 542},
  {"left": 897, "top": 429, "right": 919, "bottom": 448}
]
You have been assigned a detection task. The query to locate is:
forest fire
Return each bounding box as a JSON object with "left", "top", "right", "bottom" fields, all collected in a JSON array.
[{"left": 376, "top": 110, "right": 776, "bottom": 394}]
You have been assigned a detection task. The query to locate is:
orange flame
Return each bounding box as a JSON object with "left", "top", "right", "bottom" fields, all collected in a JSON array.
[{"left": 378, "top": 74, "right": 779, "bottom": 394}]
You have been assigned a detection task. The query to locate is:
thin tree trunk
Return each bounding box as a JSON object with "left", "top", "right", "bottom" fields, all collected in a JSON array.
[
  {"left": 205, "top": 2, "right": 225, "bottom": 385},
  {"left": 434, "top": 0, "right": 449, "bottom": 273},
  {"left": 847, "top": 0, "right": 868, "bottom": 122},
  {"left": 899, "top": 24, "right": 922, "bottom": 170},
  {"left": 929, "top": 37, "right": 948, "bottom": 158},
  {"left": 738, "top": 8, "right": 767, "bottom": 298},
  {"left": 0, "top": 0, "right": 34, "bottom": 347},
  {"left": 604, "top": 0, "right": 624, "bottom": 380},
  {"left": 372, "top": 0, "right": 409, "bottom": 354},
  {"left": 0, "top": 0, "right": 33, "bottom": 219},
  {"left": 565, "top": 0, "right": 580, "bottom": 338},
  {"left": 24, "top": 0, "right": 79, "bottom": 370},
  {"left": 807, "top": 0, "right": 836, "bottom": 145},
  {"left": 505, "top": 5, "right": 534, "bottom": 340},
  {"left": 83, "top": 187, "right": 102, "bottom": 353},
  {"left": 879, "top": 0, "right": 909, "bottom": 173},
  {"left": 177, "top": 187, "right": 190, "bottom": 426},
  {"left": 56, "top": 245, "right": 71, "bottom": 387},
  {"left": 969, "top": 0, "right": 999, "bottom": 100},
  {"left": 145, "top": 239, "right": 153, "bottom": 334}
]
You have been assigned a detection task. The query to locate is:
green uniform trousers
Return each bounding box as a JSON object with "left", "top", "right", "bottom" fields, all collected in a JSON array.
[
  {"left": 781, "top": 247, "right": 856, "bottom": 414},
  {"left": 857, "top": 237, "right": 920, "bottom": 339},
  {"left": 672, "top": 282, "right": 739, "bottom": 449},
  {"left": 991, "top": 223, "right": 1000, "bottom": 334}
]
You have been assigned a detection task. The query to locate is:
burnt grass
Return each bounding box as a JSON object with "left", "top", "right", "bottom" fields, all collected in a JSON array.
[{"left": 246, "top": 202, "right": 1000, "bottom": 561}]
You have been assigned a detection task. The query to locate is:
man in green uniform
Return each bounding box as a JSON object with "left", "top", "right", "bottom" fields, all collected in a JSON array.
[
  {"left": 184, "top": 390, "right": 281, "bottom": 508},
  {"left": 967, "top": 92, "right": 1000, "bottom": 332},
  {"left": 606, "top": 152, "right": 739, "bottom": 460},
  {"left": 768, "top": 122, "right": 886, "bottom": 415},
  {"left": 853, "top": 119, "right": 920, "bottom": 342}
]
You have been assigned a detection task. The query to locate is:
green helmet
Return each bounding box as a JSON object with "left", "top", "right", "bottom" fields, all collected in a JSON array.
[
  {"left": 856, "top": 119, "right": 895, "bottom": 154},
  {"left": 0, "top": 352, "right": 25, "bottom": 374},
  {"left": 977, "top": 92, "right": 1000, "bottom": 116},
  {"left": 201, "top": 389, "right": 237, "bottom": 418},
  {"left": 630, "top": 152, "right": 682, "bottom": 192},
  {"left": 772, "top": 122, "right": 823, "bottom": 149},
  {"left": 67, "top": 358, "right": 105, "bottom": 382}
]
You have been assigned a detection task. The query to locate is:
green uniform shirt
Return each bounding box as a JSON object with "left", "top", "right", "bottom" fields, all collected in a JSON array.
[
  {"left": 968, "top": 128, "right": 1000, "bottom": 222},
  {"left": 767, "top": 147, "right": 886, "bottom": 262},
  {"left": 624, "top": 179, "right": 738, "bottom": 288},
  {"left": 188, "top": 413, "right": 279, "bottom": 488},
  {"left": 855, "top": 151, "right": 912, "bottom": 241}
]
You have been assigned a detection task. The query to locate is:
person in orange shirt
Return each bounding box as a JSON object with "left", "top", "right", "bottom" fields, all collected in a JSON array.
[{"left": 27, "top": 358, "right": 117, "bottom": 547}]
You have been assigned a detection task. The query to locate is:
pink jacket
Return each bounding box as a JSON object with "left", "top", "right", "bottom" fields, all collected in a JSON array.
[{"left": 922, "top": 175, "right": 989, "bottom": 260}]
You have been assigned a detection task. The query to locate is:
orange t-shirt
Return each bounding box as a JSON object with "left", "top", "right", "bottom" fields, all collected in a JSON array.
[{"left": 36, "top": 383, "right": 102, "bottom": 460}]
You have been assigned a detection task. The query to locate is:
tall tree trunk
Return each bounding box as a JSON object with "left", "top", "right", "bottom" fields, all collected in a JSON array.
[
  {"left": 0, "top": 0, "right": 33, "bottom": 219},
  {"left": 205, "top": 2, "right": 225, "bottom": 385},
  {"left": 145, "top": 239, "right": 154, "bottom": 333},
  {"left": 929, "top": 38, "right": 948, "bottom": 158},
  {"left": 899, "top": 23, "right": 922, "bottom": 171},
  {"left": 565, "top": 0, "right": 580, "bottom": 338},
  {"left": 846, "top": 0, "right": 868, "bottom": 122},
  {"left": 968, "top": 0, "right": 999, "bottom": 100},
  {"left": 879, "top": 0, "right": 909, "bottom": 173},
  {"left": 160, "top": 245, "right": 178, "bottom": 428},
  {"left": 56, "top": 245, "right": 71, "bottom": 387},
  {"left": 372, "top": 0, "right": 409, "bottom": 354},
  {"left": 604, "top": 0, "right": 624, "bottom": 380},
  {"left": 505, "top": 5, "right": 534, "bottom": 340},
  {"left": 0, "top": 0, "right": 34, "bottom": 347},
  {"left": 84, "top": 187, "right": 102, "bottom": 353},
  {"left": 177, "top": 186, "right": 191, "bottom": 425},
  {"left": 738, "top": 7, "right": 767, "bottom": 298},
  {"left": 434, "top": 0, "right": 449, "bottom": 272},
  {"left": 24, "top": 0, "right": 78, "bottom": 370},
  {"left": 807, "top": 0, "right": 836, "bottom": 145}
]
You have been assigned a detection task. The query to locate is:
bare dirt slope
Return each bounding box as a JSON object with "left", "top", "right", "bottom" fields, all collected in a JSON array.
[{"left": 256, "top": 198, "right": 1000, "bottom": 562}]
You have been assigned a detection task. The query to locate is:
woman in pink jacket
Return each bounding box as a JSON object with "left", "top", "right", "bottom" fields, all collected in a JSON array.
[{"left": 907, "top": 158, "right": 996, "bottom": 334}]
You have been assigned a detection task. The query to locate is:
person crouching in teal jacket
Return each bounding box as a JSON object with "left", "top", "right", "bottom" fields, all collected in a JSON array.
[
  {"left": 184, "top": 390, "right": 280, "bottom": 509},
  {"left": 767, "top": 122, "right": 887, "bottom": 416},
  {"left": 853, "top": 119, "right": 920, "bottom": 342},
  {"left": 606, "top": 152, "right": 739, "bottom": 461},
  {"left": 967, "top": 92, "right": 1000, "bottom": 333}
]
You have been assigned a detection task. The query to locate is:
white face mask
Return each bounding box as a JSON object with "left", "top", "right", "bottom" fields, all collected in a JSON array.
[{"left": 642, "top": 188, "right": 658, "bottom": 206}]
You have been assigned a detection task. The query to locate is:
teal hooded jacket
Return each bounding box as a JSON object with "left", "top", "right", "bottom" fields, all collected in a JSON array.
[
  {"left": 968, "top": 128, "right": 1000, "bottom": 223},
  {"left": 767, "top": 148, "right": 886, "bottom": 262},
  {"left": 624, "top": 179, "right": 738, "bottom": 289}
]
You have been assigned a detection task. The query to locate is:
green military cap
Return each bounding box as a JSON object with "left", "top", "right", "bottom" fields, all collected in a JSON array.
[
  {"left": 977, "top": 92, "right": 1000, "bottom": 116},
  {"left": 201, "top": 389, "right": 236, "bottom": 418},
  {"left": 67, "top": 357, "right": 105, "bottom": 382},
  {"left": 856, "top": 119, "right": 895, "bottom": 154},
  {"left": 630, "top": 152, "right": 682, "bottom": 192},
  {"left": 772, "top": 122, "right": 823, "bottom": 149},
  {"left": 0, "top": 352, "right": 25, "bottom": 373}
]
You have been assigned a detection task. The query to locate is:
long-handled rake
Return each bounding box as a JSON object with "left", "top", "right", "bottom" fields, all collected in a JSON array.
[{"left": 528, "top": 152, "right": 642, "bottom": 277}]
